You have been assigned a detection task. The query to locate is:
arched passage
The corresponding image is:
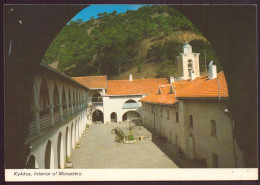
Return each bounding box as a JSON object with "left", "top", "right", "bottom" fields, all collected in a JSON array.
[
  {"left": 44, "top": 140, "right": 54, "bottom": 169},
  {"left": 62, "top": 86, "right": 67, "bottom": 119},
  {"left": 26, "top": 155, "right": 36, "bottom": 169},
  {"left": 57, "top": 132, "right": 64, "bottom": 169},
  {"left": 122, "top": 111, "right": 140, "bottom": 121},
  {"left": 75, "top": 120, "right": 79, "bottom": 144},
  {"left": 92, "top": 110, "right": 103, "bottom": 123},
  {"left": 122, "top": 99, "right": 140, "bottom": 109},
  {"left": 39, "top": 78, "right": 49, "bottom": 117},
  {"left": 65, "top": 127, "right": 70, "bottom": 158},
  {"left": 53, "top": 83, "right": 59, "bottom": 113},
  {"left": 110, "top": 112, "right": 117, "bottom": 123},
  {"left": 71, "top": 122, "right": 75, "bottom": 149},
  {"left": 92, "top": 92, "right": 102, "bottom": 103}
]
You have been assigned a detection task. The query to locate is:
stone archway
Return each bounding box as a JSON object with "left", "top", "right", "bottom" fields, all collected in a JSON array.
[
  {"left": 71, "top": 122, "right": 75, "bottom": 149},
  {"left": 92, "top": 110, "right": 104, "bottom": 123},
  {"left": 57, "top": 132, "right": 64, "bottom": 169},
  {"left": 44, "top": 140, "right": 54, "bottom": 169},
  {"left": 122, "top": 111, "right": 140, "bottom": 121},
  {"left": 26, "top": 155, "right": 37, "bottom": 169},
  {"left": 65, "top": 126, "right": 70, "bottom": 158},
  {"left": 110, "top": 112, "right": 117, "bottom": 123}
]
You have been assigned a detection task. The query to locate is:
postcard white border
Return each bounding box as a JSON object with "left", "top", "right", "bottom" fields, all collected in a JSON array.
[{"left": 5, "top": 168, "right": 258, "bottom": 181}]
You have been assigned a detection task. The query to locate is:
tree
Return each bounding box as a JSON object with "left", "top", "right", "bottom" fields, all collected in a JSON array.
[{"left": 42, "top": 5, "right": 210, "bottom": 78}]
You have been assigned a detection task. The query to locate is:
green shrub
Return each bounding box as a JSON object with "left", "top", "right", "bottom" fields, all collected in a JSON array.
[{"left": 128, "top": 134, "right": 135, "bottom": 140}]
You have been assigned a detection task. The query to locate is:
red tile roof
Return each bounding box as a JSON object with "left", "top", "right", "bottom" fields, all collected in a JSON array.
[
  {"left": 139, "top": 79, "right": 191, "bottom": 105},
  {"left": 72, "top": 76, "right": 107, "bottom": 89},
  {"left": 176, "top": 72, "right": 228, "bottom": 98},
  {"left": 106, "top": 78, "right": 169, "bottom": 96},
  {"left": 139, "top": 72, "right": 229, "bottom": 105},
  {"left": 139, "top": 85, "right": 177, "bottom": 105}
]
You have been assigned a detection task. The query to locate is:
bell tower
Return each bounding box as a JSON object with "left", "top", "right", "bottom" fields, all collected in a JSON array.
[{"left": 176, "top": 41, "right": 200, "bottom": 80}]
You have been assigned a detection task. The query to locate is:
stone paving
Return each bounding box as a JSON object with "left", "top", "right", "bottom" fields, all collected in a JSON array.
[{"left": 70, "top": 123, "right": 179, "bottom": 168}]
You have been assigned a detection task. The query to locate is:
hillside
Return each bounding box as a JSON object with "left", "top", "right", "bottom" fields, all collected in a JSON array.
[{"left": 42, "top": 5, "right": 220, "bottom": 79}]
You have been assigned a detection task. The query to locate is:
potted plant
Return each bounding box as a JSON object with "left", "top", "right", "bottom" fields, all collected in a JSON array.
[{"left": 65, "top": 157, "right": 73, "bottom": 168}]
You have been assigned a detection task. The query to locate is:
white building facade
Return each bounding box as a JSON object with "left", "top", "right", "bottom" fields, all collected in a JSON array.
[
  {"left": 73, "top": 75, "right": 169, "bottom": 125},
  {"left": 139, "top": 42, "right": 244, "bottom": 167}
]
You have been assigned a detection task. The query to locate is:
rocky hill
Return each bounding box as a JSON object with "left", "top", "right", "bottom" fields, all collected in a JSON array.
[{"left": 42, "top": 5, "right": 220, "bottom": 79}]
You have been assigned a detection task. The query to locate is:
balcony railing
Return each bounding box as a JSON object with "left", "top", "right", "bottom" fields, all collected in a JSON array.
[
  {"left": 91, "top": 102, "right": 103, "bottom": 106},
  {"left": 122, "top": 102, "right": 140, "bottom": 109},
  {"left": 88, "top": 97, "right": 103, "bottom": 107},
  {"left": 26, "top": 106, "right": 86, "bottom": 143}
]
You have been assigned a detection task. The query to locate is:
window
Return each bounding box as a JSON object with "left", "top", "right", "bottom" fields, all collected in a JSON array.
[
  {"left": 176, "top": 112, "right": 179, "bottom": 122},
  {"left": 189, "top": 115, "right": 193, "bottom": 128},
  {"left": 167, "top": 110, "right": 170, "bottom": 120},
  {"left": 212, "top": 153, "right": 218, "bottom": 168},
  {"left": 161, "top": 108, "right": 163, "bottom": 117},
  {"left": 188, "top": 59, "right": 193, "bottom": 76},
  {"left": 125, "top": 99, "right": 137, "bottom": 103},
  {"left": 211, "top": 120, "right": 217, "bottom": 137},
  {"left": 92, "top": 92, "right": 103, "bottom": 102}
]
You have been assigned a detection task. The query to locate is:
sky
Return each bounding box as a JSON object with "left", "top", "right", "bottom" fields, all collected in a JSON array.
[{"left": 70, "top": 4, "right": 146, "bottom": 22}]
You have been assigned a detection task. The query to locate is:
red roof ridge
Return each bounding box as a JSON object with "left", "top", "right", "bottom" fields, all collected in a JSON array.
[
  {"left": 139, "top": 71, "right": 228, "bottom": 105},
  {"left": 72, "top": 75, "right": 107, "bottom": 78},
  {"left": 107, "top": 78, "right": 167, "bottom": 82}
]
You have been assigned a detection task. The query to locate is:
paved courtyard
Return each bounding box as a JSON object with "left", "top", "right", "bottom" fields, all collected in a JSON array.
[{"left": 70, "top": 123, "right": 179, "bottom": 168}]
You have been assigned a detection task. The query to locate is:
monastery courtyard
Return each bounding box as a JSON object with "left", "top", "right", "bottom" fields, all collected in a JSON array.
[{"left": 70, "top": 123, "right": 179, "bottom": 168}]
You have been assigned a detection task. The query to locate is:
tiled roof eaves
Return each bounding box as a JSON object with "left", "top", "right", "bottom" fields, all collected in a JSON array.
[
  {"left": 139, "top": 100, "right": 176, "bottom": 106},
  {"left": 41, "top": 63, "right": 90, "bottom": 90},
  {"left": 176, "top": 97, "right": 229, "bottom": 101},
  {"left": 89, "top": 88, "right": 106, "bottom": 90},
  {"left": 104, "top": 93, "right": 148, "bottom": 97}
]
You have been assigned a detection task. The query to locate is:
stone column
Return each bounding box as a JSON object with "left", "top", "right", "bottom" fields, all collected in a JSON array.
[
  {"left": 32, "top": 105, "right": 41, "bottom": 135},
  {"left": 46, "top": 79, "right": 55, "bottom": 125},
  {"left": 79, "top": 93, "right": 81, "bottom": 110},
  {"left": 49, "top": 104, "right": 54, "bottom": 125},
  {"left": 58, "top": 103, "right": 63, "bottom": 122},
  {"left": 74, "top": 90, "right": 78, "bottom": 113},
  {"left": 70, "top": 88, "right": 74, "bottom": 115},
  {"left": 57, "top": 85, "right": 64, "bottom": 122},
  {"left": 80, "top": 92, "right": 82, "bottom": 110},
  {"left": 64, "top": 86, "right": 69, "bottom": 119},
  {"left": 75, "top": 122, "right": 79, "bottom": 144},
  {"left": 32, "top": 75, "right": 42, "bottom": 135}
]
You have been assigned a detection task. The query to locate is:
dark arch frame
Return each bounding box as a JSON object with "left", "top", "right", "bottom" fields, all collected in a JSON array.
[
  {"left": 91, "top": 92, "right": 103, "bottom": 103},
  {"left": 92, "top": 110, "right": 104, "bottom": 123},
  {"left": 44, "top": 140, "right": 52, "bottom": 169},
  {"left": 122, "top": 111, "right": 140, "bottom": 121},
  {"left": 110, "top": 112, "right": 117, "bottom": 123},
  {"left": 125, "top": 99, "right": 137, "bottom": 103},
  {"left": 39, "top": 77, "right": 49, "bottom": 117},
  {"left": 57, "top": 132, "right": 62, "bottom": 169},
  {"left": 66, "top": 126, "right": 69, "bottom": 158},
  {"left": 26, "top": 155, "right": 36, "bottom": 169},
  {"left": 4, "top": 4, "right": 257, "bottom": 168},
  {"left": 71, "top": 122, "right": 74, "bottom": 149},
  {"left": 53, "top": 82, "right": 59, "bottom": 113}
]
